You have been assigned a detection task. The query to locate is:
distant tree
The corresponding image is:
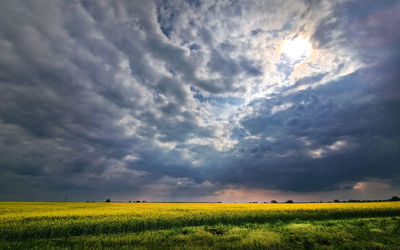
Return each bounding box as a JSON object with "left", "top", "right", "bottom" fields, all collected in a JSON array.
[
  {"left": 105, "top": 198, "right": 111, "bottom": 203},
  {"left": 389, "top": 196, "right": 400, "bottom": 201},
  {"left": 285, "top": 200, "right": 294, "bottom": 203},
  {"left": 270, "top": 200, "right": 278, "bottom": 203},
  {"left": 334, "top": 199, "right": 340, "bottom": 203}
]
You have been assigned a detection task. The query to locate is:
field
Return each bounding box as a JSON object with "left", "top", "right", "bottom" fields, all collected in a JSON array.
[{"left": 1, "top": 202, "right": 400, "bottom": 249}]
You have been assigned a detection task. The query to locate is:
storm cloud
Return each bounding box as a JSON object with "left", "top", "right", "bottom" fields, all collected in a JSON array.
[{"left": 0, "top": 0, "right": 399, "bottom": 202}]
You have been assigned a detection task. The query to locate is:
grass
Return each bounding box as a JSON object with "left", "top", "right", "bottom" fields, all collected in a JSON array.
[{"left": 1, "top": 202, "right": 399, "bottom": 249}]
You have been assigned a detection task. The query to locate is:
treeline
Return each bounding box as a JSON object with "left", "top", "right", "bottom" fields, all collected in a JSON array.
[
  {"left": 261, "top": 196, "right": 400, "bottom": 204},
  {"left": 100, "top": 196, "right": 399, "bottom": 203},
  {"left": 104, "top": 199, "right": 147, "bottom": 203},
  {"left": 333, "top": 196, "right": 400, "bottom": 203}
]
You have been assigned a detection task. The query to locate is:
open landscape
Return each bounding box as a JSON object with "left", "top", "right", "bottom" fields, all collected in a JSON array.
[
  {"left": 1, "top": 202, "right": 400, "bottom": 249},
  {"left": 1, "top": 0, "right": 400, "bottom": 249}
]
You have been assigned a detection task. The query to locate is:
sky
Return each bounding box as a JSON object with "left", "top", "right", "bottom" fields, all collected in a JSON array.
[{"left": 0, "top": 0, "right": 399, "bottom": 202}]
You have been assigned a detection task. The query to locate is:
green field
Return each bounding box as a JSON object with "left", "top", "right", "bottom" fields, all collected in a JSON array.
[{"left": 1, "top": 202, "right": 400, "bottom": 249}]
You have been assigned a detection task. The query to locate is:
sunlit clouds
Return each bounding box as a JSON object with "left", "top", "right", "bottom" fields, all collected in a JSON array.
[{"left": 281, "top": 37, "right": 312, "bottom": 62}]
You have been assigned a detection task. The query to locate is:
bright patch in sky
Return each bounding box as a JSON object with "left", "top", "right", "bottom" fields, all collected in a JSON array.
[{"left": 281, "top": 37, "right": 312, "bottom": 61}]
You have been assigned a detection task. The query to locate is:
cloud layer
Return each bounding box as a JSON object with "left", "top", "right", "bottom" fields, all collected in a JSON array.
[{"left": 0, "top": 0, "right": 399, "bottom": 201}]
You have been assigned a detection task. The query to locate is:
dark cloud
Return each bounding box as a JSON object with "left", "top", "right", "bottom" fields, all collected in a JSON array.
[{"left": 0, "top": 0, "right": 399, "bottom": 201}]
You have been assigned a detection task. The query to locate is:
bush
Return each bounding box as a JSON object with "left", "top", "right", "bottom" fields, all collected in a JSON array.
[
  {"left": 285, "top": 200, "right": 294, "bottom": 203},
  {"left": 105, "top": 198, "right": 111, "bottom": 203},
  {"left": 270, "top": 200, "right": 278, "bottom": 203}
]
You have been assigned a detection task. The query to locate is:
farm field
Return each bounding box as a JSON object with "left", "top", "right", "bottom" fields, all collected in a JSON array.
[{"left": 1, "top": 202, "right": 400, "bottom": 249}]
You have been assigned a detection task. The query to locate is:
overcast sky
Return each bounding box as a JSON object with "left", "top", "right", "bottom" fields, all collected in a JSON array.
[{"left": 0, "top": 0, "right": 399, "bottom": 202}]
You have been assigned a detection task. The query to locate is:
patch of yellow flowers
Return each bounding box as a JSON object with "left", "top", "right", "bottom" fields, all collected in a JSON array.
[{"left": 0, "top": 202, "right": 399, "bottom": 240}]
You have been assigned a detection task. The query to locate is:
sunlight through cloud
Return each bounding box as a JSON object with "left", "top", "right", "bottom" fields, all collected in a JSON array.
[{"left": 281, "top": 37, "right": 312, "bottom": 62}]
